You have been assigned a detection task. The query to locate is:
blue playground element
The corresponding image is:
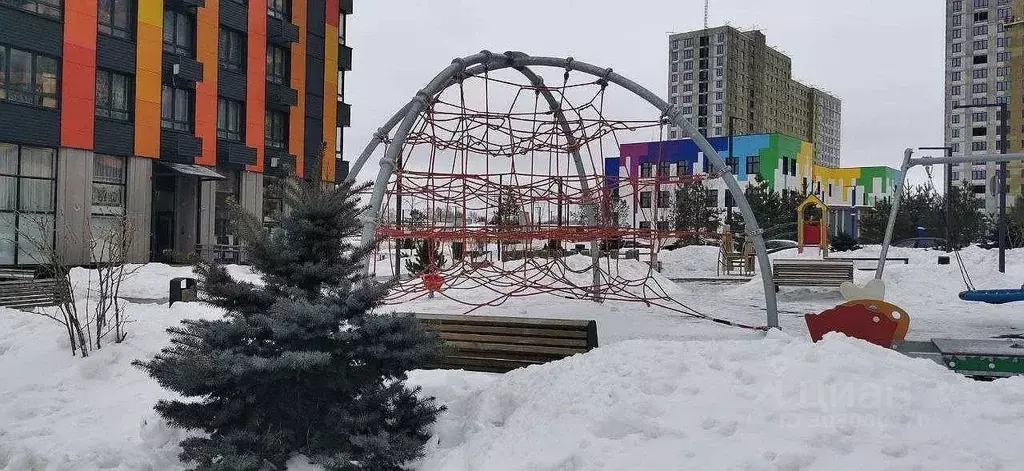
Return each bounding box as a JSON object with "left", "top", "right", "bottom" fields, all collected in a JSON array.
[{"left": 958, "top": 289, "right": 1024, "bottom": 304}]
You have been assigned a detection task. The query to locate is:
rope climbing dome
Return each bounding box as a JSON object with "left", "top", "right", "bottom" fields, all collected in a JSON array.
[{"left": 352, "top": 51, "right": 781, "bottom": 330}]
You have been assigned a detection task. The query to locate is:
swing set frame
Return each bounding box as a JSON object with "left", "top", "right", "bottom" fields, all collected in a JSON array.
[{"left": 875, "top": 148, "right": 1024, "bottom": 280}]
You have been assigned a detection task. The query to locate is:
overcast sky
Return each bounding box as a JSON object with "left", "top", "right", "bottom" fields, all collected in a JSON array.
[{"left": 343, "top": 0, "right": 945, "bottom": 183}]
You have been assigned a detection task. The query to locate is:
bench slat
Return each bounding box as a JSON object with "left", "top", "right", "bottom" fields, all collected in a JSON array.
[
  {"left": 439, "top": 332, "right": 587, "bottom": 348},
  {"left": 427, "top": 356, "right": 543, "bottom": 373},
  {"left": 445, "top": 340, "right": 585, "bottom": 358},
  {"left": 414, "top": 313, "right": 592, "bottom": 329},
  {"left": 425, "top": 323, "right": 589, "bottom": 339}
]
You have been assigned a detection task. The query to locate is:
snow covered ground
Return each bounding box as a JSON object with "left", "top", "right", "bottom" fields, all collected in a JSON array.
[{"left": 2, "top": 245, "right": 1023, "bottom": 470}]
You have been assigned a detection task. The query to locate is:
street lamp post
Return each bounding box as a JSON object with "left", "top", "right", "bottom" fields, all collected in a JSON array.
[
  {"left": 727, "top": 116, "right": 748, "bottom": 227},
  {"left": 952, "top": 103, "right": 1007, "bottom": 273}
]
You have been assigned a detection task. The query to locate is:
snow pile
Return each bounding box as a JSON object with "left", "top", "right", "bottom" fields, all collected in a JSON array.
[
  {"left": 416, "top": 332, "right": 1024, "bottom": 470},
  {"left": 657, "top": 245, "right": 723, "bottom": 278},
  {"left": 0, "top": 303, "right": 224, "bottom": 470},
  {"left": 68, "top": 263, "right": 261, "bottom": 300}
]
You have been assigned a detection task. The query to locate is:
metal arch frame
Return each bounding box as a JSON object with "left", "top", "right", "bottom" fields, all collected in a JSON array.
[{"left": 355, "top": 51, "right": 780, "bottom": 329}]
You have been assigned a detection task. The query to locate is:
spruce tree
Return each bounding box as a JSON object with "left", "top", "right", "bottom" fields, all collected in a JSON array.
[
  {"left": 405, "top": 239, "right": 446, "bottom": 275},
  {"left": 136, "top": 162, "right": 443, "bottom": 470}
]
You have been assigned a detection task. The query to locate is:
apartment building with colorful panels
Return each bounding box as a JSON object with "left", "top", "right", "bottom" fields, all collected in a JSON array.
[
  {"left": 0, "top": 0, "right": 353, "bottom": 266},
  {"left": 605, "top": 133, "right": 900, "bottom": 236}
]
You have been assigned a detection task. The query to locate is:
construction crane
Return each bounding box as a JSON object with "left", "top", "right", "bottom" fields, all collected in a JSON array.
[{"left": 704, "top": 0, "right": 709, "bottom": 30}]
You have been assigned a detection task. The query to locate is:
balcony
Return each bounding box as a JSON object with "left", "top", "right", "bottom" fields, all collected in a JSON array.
[
  {"left": 265, "top": 147, "right": 296, "bottom": 176},
  {"left": 217, "top": 139, "right": 257, "bottom": 167},
  {"left": 267, "top": 16, "right": 299, "bottom": 45},
  {"left": 160, "top": 129, "right": 202, "bottom": 164},
  {"left": 164, "top": 0, "right": 204, "bottom": 9},
  {"left": 267, "top": 82, "right": 299, "bottom": 111},
  {"left": 337, "top": 101, "right": 351, "bottom": 128},
  {"left": 338, "top": 44, "right": 352, "bottom": 71},
  {"left": 162, "top": 54, "right": 204, "bottom": 84}
]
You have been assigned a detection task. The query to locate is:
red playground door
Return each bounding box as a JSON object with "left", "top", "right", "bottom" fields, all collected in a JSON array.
[{"left": 803, "top": 222, "right": 821, "bottom": 245}]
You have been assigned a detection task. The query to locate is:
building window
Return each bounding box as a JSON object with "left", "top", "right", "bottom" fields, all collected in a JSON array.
[
  {"left": 218, "top": 28, "right": 245, "bottom": 72},
  {"left": 683, "top": 49, "right": 693, "bottom": 59},
  {"left": 95, "top": 69, "right": 132, "bottom": 121},
  {"left": 1, "top": 0, "right": 61, "bottom": 20},
  {"left": 639, "top": 220, "right": 651, "bottom": 230},
  {"left": 952, "top": 43, "right": 962, "bottom": 53},
  {"left": 677, "top": 161, "right": 689, "bottom": 176},
  {"left": 90, "top": 154, "right": 127, "bottom": 258},
  {"left": 952, "top": 128, "right": 961, "bottom": 138},
  {"left": 951, "top": 28, "right": 962, "bottom": 39},
  {"left": 657, "top": 190, "right": 671, "bottom": 208},
  {"left": 953, "top": 14, "right": 963, "bottom": 26},
  {"left": 715, "top": 91, "right": 723, "bottom": 101},
  {"left": 217, "top": 98, "right": 244, "bottom": 141},
  {"left": 724, "top": 189, "right": 735, "bottom": 208},
  {"left": 973, "top": 54, "right": 988, "bottom": 64},
  {"left": 266, "top": 45, "right": 290, "bottom": 84},
  {"left": 671, "top": 39, "right": 678, "bottom": 50},
  {"left": 670, "top": 73, "right": 678, "bottom": 83},
  {"left": 951, "top": 85, "right": 961, "bottom": 96},
  {"left": 951, "top": 57, "right": 962, "bottom": 67},
  {"left": 725, "top": 156, "right": 738, "bottom": 174},
  {"left": 746, "top": 156, "right": 760, "bottom": 175},
  {"left": 162, "top": 9, "right": 195, "bottom": 57},
  {"left": 683, "top": 72, "right": 693, "bottom": 81},
  {"left": 683, "top": 38, "right": 693, "bottom": 47},
  {"left": 268, "top": 0, "right": 289, "bottom": 20},
  {"left": 974, "top": 0, "right": 988, "bottom": 9},
  {"left": 973, "top": 25, "right": 988, "bottom": 36},
  {"left": 657, "top": 162, "right": 671, "bottom": 178},
  {"left": 0, "top": 46, "right": 59, "bottom": 109},
  {"left": 971, "top": 141, "right": 987, "bottom": 151},
  {"left": 640, "top": 162, "right": 652, "bottom": 178},
  {"left": 997, "top": 81, "right": 1007, "bottom": 91},
  {"left": 790, "top": 158, "right": 797, "bottom": 176},
  {"left": 997, "top": 51, "right": 1008, "bottom": 62},
  {"left": 0, "top": 143, "right": 56, "bottom": 265},
  {"left": 704, "top": 189, "right": 718, "bottom": 207},
  {"left": 972, "top": 83, "right": 987, "bottom": 93},
  {"left": 972, "top": 111, "right": 987, "bottom": 121},
  {"left": 160, "top": 84, "right": 194, "bottom": 131},
  {"left": 972, "top": 169, "right": 986, "bottom": 180},
  {"left": 973, "top": 39, "right": 988, "bottom": 50},
  {"left": 97, "top": 0, "right": 132, "bottom": 39},
  {"left": 639, "top": 191, "right": 651, "bottom": 208},
  {"left": 972, "top": 68, "right": 988, "bottom": 79},
  {"left": 265, "top": 109, "right": 287, "bottom": 149}
]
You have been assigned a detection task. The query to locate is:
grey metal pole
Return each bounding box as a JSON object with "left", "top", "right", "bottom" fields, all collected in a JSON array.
[
  {"left": 394, "top": 154, "right": 403, "bottom": 280},
  {"left": 875, "top": 148, "right": 915, "bottom": 279},
  {"left": 999, "top": 103, "right": 1007, "bottom": 273}
]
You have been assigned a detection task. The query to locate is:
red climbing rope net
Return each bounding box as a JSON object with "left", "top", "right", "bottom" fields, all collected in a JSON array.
[{"left": 366, "top": 67, "right": 764, "bottom": 330}]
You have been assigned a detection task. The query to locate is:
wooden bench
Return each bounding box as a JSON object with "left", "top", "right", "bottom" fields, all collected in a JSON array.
[
  {"left": 0, "top": 277, "right": 70, "bottom": 311},
  {"left": 825, "top": 257, "right": 910, "bottom": 271},
  {"left": 413, "top": 313, "right": 598, "bottom": 373},
  {"left": 772, "top": 259, "right": 854, "bottom": 288},
  {"left": 0, "top": 268, "right": 37, "bottom": 281}
]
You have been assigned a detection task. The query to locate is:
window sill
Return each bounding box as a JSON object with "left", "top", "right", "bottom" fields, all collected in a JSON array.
[
  {"left": 0, "top": 98, "right": 59, "bottom": 112},
  {"left": 98, "top": 31, "right": 136, "bottom": 44}
]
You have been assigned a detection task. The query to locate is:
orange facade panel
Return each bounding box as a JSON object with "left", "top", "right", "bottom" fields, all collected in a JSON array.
[
  {"left": 134, "top": 0, "right": 164, "bottom": 158},
  {"left": 245, "top": 1, "right": 268, "bottom": 173},
  {"left": 60, "top": 0, "right": 98, "bottom": 150},
  {"left": 321, "top": 23, "right": 339, "bottom": 182},
  {"left": 194, "top": 1, "right": 219, "bottom": 166},
  {"left": 289, "top": 0, "right": 307, "bottom": 177}
]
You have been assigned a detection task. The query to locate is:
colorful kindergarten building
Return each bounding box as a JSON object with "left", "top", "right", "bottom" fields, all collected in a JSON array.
[{"left": 605, "top": 133, "right": 901, "bottom": 237}]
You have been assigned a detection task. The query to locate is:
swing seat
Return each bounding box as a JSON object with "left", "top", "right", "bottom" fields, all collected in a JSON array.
[{"left": 958, "top": 289, "right": 1024, "bottom": 304}]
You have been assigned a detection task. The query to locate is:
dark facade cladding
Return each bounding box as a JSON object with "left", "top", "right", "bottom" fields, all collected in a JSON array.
[{"left": 0, "top": 0, "right": 352, "bottom": 266}]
